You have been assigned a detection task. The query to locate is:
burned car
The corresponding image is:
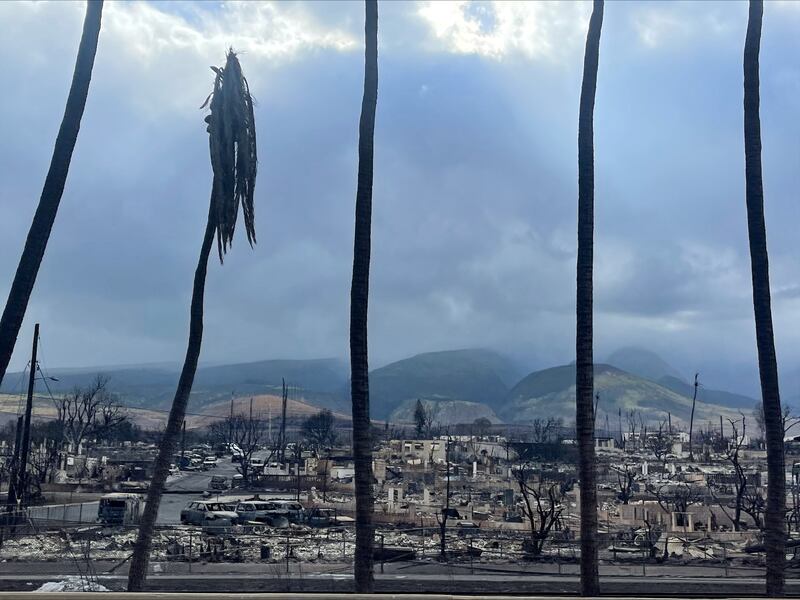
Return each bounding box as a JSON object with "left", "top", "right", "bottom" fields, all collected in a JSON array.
[
  {"left": 306, "top": 507, "right": 354, "bottom": 528},
  {"left": 235, "top": 500, "right": 289, "bottom": 529},
  {"left": 180, "top": 500, "right": 238, "bottom": 530},
  {"left": 267, "top": 499, "right": 306, "bottom": 524}
]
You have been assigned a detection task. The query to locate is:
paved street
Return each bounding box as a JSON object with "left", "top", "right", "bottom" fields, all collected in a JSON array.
[
  {"left": 159, "top": 450, "right": 292, "bottom": 524},
  {"left": 0, "top": 564, "right": 798, "bottom": 596},
  {"left": 23, "top": 450, "right": 290, "bottom": 526},
  {"left": 164, "top": 452, "right": 241, "bottom": 493}
]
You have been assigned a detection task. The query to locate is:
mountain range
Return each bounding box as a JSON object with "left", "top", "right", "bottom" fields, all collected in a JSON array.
[{"left": 0, "top": 346, "right": 771, "bottom": 428}]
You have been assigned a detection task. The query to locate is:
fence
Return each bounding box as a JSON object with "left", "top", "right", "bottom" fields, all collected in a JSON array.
[
  {"left": 25, "top": 501, "right": 99, "bottom": 527},
  {"left": 2, "top": 497, "right": 799, "bottom": 588}
]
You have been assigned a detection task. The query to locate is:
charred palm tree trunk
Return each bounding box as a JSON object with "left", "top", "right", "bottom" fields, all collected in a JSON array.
[
  {"left": 350, "top": 0, "right": 378, "bottom": 593},
  {"left": 127, "top": 51, "right": 257, "bottom": 591},
  {"left": 743, "top": 1, "right": 785, "bottom": 594},
  {"left": 576, "top": 1, "right": 603, "bottom": 596},
  {"left": 0, "top": 1, "right": 103, "bottom": 387},
  {"left": 126, "top": 213, "right": 214, "bottom": 591}
]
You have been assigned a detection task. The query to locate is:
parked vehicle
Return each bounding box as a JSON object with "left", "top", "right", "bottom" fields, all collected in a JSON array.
[
  {"left": 306, "top": 507, "right": 354, "bottom": 528},
  {"left": 178, "top": 454, "right": 203, "bottom": 471},
  {"left": 209, "top": 476, "right": 228, "bottom": 491},
  {"left": 267, "top": 499, "right": 305, "bottom": 524},
  {"left": 235, "top": 500, "right": 289, "bottom": 528},
  {"left": 98, "top": 493, "right": 141, "bottom": 525},
  {"left": 203, "top": 456, "right": 218, "bottom": 469},
  {"left": 180, "top": 500, "right": 238, "bottom": 530}
]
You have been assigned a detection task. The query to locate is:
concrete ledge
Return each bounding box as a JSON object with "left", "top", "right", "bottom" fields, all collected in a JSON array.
[{"left": 0, "top": 596, "right": 773, "bottom": 600}]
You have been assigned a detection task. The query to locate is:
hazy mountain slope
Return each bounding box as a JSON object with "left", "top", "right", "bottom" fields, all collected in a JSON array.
[
  {"left": 187, "top": 394, "right": 350, "bottom": 430},
  {"left": 782, "top": 367, "right": 800, "bottom": 409},
  {"left": 1, "top": 358, "right": 348, "bottom": 412},
  {"left": 605, "top": 347, "right": 761, "bottom": 411},
  {"left": 501, "top": 363, "right": 738, "bottom": 427},
  {"left": 190, "top": 358, "right": 349, "bottom": 413},
  {"left": 193, "top": 358, "right": 346, "bottom": 394},
  {"left": 1, "top": 365, "right": 182, "bottom": 408},
  {"left": 3, "top": 350, "right": 519, "bottom": 420},
  {"left": 389, "top": 398, "right": 501, "bottom": 425},
  {"left": 657, "top": 375, "right": 758, "bottom": 411},
  {"left": 606, "top": 347, "right": 683, "bottom": 382},
  {"left": 367, "top": 349, "right": 518, "bottom": 419}
]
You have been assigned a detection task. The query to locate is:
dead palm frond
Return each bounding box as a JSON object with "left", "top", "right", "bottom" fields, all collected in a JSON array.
[{"left": 203, "top": 49, "right": 257, "bottom": 261}]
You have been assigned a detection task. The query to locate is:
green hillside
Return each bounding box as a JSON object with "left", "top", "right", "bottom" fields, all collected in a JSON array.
[
  {"left": 604, "top": 347, "right": 759, "bottom": 412},
  {"left": 389, "top": 398, "right": 501, "bottom": 425},
  {"left": 368, "top": 349, "right": 521, "bottom": 420},
  {"left": 500, "top": 363, "right": 738, "bottom": 427}
]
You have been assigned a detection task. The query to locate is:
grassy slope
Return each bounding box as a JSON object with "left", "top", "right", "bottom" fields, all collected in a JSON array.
[
  {"left": 501, "top": 364, "right": 740, "bottom": 427},
  {"left": 388, "top": 397, "right": 501, "bottom": 425},
  {"left": 368, "top": 349, "right": 520, "bottom": 419}
]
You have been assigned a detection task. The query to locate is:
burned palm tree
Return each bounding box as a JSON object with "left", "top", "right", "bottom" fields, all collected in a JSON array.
[
  {"left": 0, "top": 1, "right": 103, "bottom": 388},
  {"left": 742, "top": 1, "right": 785, "bottom": 595},
  {"left": 127, "top": 50, "right": 257, "bottom": 591},
  {"left": 350, "top": 0, "right": 379, "bottom": 593},
  {"left": 575, "top": 0, "right": 604, "bottom": 596}
]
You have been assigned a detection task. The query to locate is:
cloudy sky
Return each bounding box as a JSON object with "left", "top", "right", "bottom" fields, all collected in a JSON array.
[{"left": 0, "top": 1, "right": 797, "bottom": 396}]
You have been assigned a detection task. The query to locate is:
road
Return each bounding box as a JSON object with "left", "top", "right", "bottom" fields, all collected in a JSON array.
[
  {"left": 159, "top": 450, "right": 293, "bottom": 524},
  {"left": 0, "top": 563, "right": 797, "bottom": 595},
  {"left": 164, "top": 452, "right": 241, "bottom": 493},
  {"left": 23, "top": 451, "right": 288, "bottom": 526}
]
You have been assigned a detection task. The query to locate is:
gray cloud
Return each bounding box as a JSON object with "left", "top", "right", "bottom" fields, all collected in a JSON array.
[{"left": 0, "top": 1, "right": 798, "bottom": 399}]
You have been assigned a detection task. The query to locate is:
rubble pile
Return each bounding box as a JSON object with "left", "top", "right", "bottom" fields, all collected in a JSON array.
[
  {"left": 36, "top": 576, "right": 110, "bottom": 592},
  {"left": 1, "top": 532, "right": 66, "bottom": 561}
]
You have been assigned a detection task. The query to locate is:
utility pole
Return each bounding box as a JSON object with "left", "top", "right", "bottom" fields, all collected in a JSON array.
[
  {"left": 17, "top": 323, "right": 39, "bottom": 508},
  {"left": 688, "top": 373, "right": 699, "bottom": 461},
  {"left": 279, "top": 378, "right": 288, "bottom": 464},
  {"left": 268, "top": 402, "right": 272, "bottom": 445},
  {"left": 5, "top": 416, "right": 24, "bottom": 512},
  {"left": 295, "top": 442, "right": 302, "bottom": 502},
  {"left": 248, "top": 396, "right": 254, "bottom": 465},
  {"left": 439, "top": 434, "right": 452, "bottom": 561},
  {"left": 228, "top": 391, "right": 234, "bottom": 446}
]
